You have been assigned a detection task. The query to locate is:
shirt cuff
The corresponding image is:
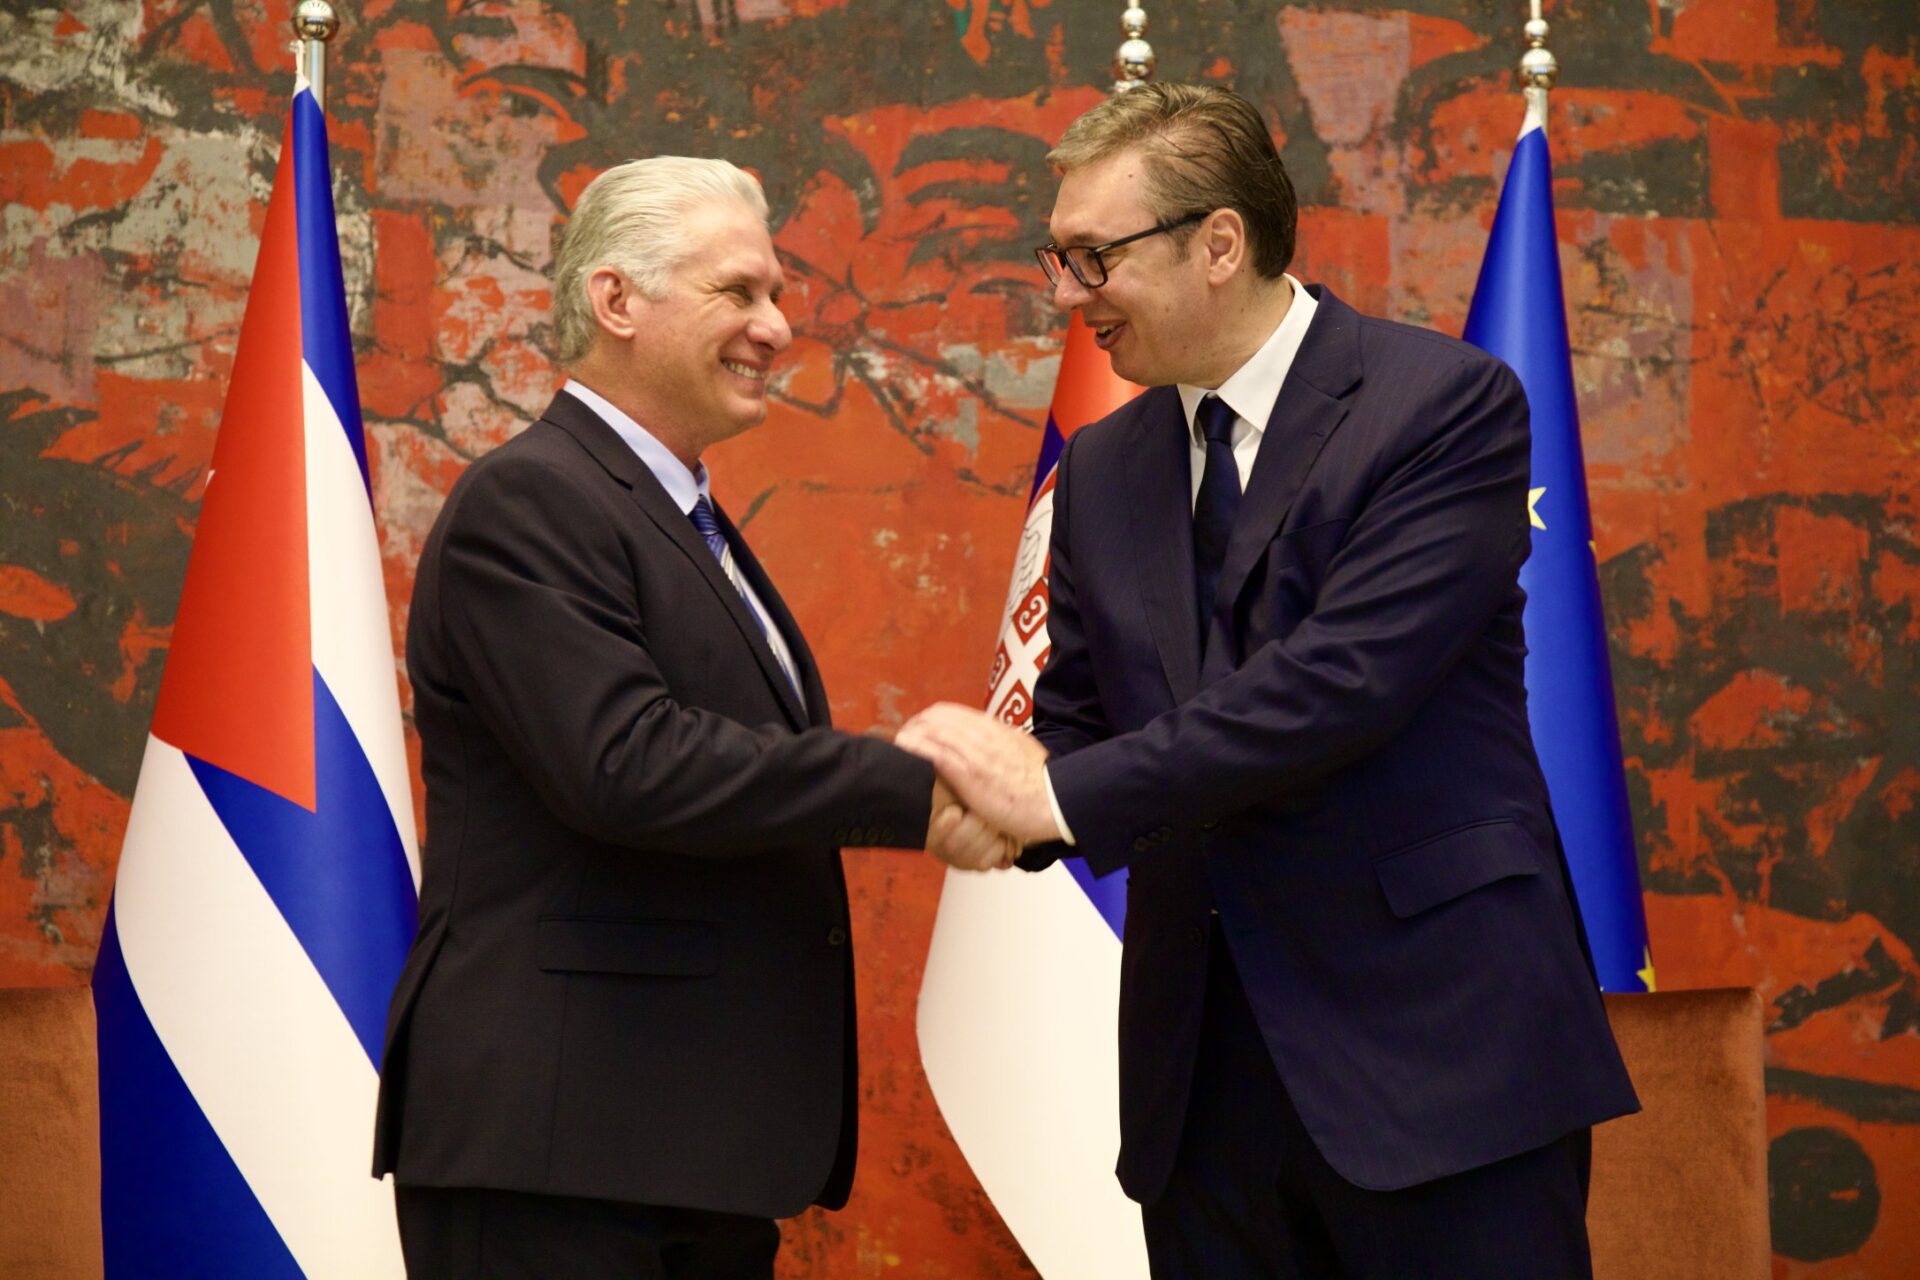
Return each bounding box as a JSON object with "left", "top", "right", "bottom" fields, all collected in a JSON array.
[{"left": 1043, "top": 764, "right": 1076, "bottom": 846}]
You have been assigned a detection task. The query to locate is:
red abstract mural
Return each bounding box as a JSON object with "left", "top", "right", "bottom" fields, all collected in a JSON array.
[{"left": 1, "top": 1, "right": 1914, "bottom": 1274}]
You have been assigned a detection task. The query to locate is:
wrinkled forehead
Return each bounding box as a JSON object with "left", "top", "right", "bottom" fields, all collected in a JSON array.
[{"left": 672, "top": 200, "right": 782, "bottom": 282}]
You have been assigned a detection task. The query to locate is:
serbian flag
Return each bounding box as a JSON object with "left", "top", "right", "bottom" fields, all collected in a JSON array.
[
  {"left": 90, "top": 75, "right": 419, "bottom": 1277},
  {"left": 918, "top": 315, "right": 1148, "bottom": 1277},
  {"left": 1462, "top": 106, "right": 1654, "bottom": 993}
]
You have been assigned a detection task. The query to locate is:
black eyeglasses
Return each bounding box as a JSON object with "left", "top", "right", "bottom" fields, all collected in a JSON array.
[{"left": 1034, "top": 211, "right": 1208, "bottom": 289}]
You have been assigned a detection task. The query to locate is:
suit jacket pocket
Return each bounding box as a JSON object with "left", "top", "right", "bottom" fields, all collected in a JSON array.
[
  {"left": 536, "top": 916, "right": 721, "bottom": 976},
  {"left": 1246, "top": 518, "right": 1353, "bottom": 645},
  {"left": 1371, "top": 819, "right": 1542, "bottom": 918}
]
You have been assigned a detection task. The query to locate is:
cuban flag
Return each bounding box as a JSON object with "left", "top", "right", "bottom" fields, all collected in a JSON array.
[
  {"left": 90, "top": 74, "right": 419, "bottom": 1277},
  {"left": 917, "top": 314, "right": 1148, "bottom": 1277},
  {"left": 1462, "top": 104, "right": 1654, "bottom": 993}
]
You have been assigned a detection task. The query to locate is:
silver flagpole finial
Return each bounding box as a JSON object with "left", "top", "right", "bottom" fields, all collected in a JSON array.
[
  {"left": 1520, "top": 1, "right": 1556, "bottom": 131},
  {"left": 292, "top": 0, "right": 340, "bottom": 109},
  {"left": 1114, "top": 6, "right": 1155, "bottom": 93}
]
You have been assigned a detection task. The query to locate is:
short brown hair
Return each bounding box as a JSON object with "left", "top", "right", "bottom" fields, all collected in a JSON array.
[{"left": 1049, "top": 83, "right": 1296, "bottom": 279}]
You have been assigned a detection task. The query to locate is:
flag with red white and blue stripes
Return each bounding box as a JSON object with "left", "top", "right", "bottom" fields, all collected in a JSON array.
[
  {"left": 91, "top": 76, "right": 418, "bottom": 1278},
  {"left": 918, "top": 314, "right": 1148, "bottom": 1278}
]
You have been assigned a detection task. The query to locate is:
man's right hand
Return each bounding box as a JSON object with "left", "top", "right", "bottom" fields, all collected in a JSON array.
[{"left": 927, "top": 778, "right": 1019, "bottom": 872}]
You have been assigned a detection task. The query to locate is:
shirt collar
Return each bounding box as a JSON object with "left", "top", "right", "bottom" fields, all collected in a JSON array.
[
  {"left": 561, "top": 378, "right": 712, "bottom": 513},
  {"left": 1176, "top": 274, "right": 1319, "bottom": 440}
]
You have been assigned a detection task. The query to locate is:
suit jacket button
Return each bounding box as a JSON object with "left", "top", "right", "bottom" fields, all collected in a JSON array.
[
  {"left": 1189, "top": 925, "right": 1206, "bottom": 946},
  {"left": 1200, "top": 819, "right": 1218, "bottom": 832},
  {"left": 1132, "top": 836, "right": 1152, "bottom": 853},
  {"left": 827, "top": 927, "right": 848, "bottom": 947},
  {"left": 1155, "top": 825, "right": 1173, "bottom": 840}
]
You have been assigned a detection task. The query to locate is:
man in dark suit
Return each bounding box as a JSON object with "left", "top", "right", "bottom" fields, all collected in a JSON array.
[
  {"left": 373, "top": 157, "right": 1013, "bottom": 1279},
  {"left": 900, "top": 84, "right": 1640, "bottom": 1277}
]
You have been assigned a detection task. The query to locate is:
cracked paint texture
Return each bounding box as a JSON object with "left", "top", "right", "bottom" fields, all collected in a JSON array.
[{"left": 1, "top": 0, "right": 1915, "bottom": 1274}]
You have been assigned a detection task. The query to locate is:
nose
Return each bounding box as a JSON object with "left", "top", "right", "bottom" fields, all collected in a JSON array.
[
  {"left": 1051, "top": 271, "right": 1093, "bottom": 312},
  {"left": 751, "top": 298, "right": 792, "bottom": 353}
]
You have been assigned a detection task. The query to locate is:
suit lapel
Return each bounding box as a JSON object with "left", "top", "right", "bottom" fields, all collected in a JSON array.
[
  {"left": 631, "top": 481, "right": 810, "bottom": 733},
  {"left": 541, "top": 391, "right": 810, "bottom": 732},
  {"left": 1126, "top": 387, "right": 1203, "bottom": 706},
  {"left": 1209, "top": 288, "right": 1362, "bottom": 648}
]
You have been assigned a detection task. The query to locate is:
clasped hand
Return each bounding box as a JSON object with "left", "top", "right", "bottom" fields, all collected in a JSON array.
[{"left": 900, "top": 703, "right": 1062, "bottom": 873}]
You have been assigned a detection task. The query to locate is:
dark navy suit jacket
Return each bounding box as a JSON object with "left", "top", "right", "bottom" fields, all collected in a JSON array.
[{"left": 1029, "top": 287, "right": 1639, "bottom": 1201}]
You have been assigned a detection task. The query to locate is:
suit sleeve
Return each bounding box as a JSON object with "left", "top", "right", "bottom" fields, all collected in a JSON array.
[
  {"left": 1048, "top": 354, "right": 1532, "bottom": 876},
  {"left": 430, "top": 455, "right": 934, "bottom": 856},
  {"left": 1020, "top": 428, "right": 1108, "bottom": 871},
  {"left": 1032, "top": 428, "right": 1112, "bottom": 759}
]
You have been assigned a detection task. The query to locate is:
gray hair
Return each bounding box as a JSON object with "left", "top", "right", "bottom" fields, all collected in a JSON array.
[{"left": 550, "top": 157, "right": 771, "bottom": 364}]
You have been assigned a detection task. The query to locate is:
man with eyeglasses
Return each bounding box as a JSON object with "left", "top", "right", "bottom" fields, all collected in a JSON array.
[{"left": 896, "top": 83, "right": 1638, "bottom": 1278}]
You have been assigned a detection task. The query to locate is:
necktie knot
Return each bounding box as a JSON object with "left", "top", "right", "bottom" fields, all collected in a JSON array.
[
  {"left": 689, "top": 494, "right": 722, "bottom": 538},
  {"left": 1198, "top": 394, "right": 1238, "bottom": 448}
]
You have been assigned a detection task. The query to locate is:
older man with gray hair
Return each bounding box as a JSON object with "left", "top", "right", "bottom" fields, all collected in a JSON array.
[{"left": 372, "top": 157, "right": 1012, "bottom": 1279}]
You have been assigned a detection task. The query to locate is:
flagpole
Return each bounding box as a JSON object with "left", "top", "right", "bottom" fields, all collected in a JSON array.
[
  {"left": 1521, "top": 2, "right": 1556, "bottom": 132},
  {"left": 293, "top": 0, "right": 339, "bottom": 109},
  {"left": 1114, "top": 5, "right": 1154, "bottom": 92}
]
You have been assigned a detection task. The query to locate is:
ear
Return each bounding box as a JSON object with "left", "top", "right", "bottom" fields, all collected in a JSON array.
[
  {"left": 1201, "top": 208, "right": 1248, "bottom": 286},
  {"left": 586, "top": 267, "right": 643, "bottom": 342}
]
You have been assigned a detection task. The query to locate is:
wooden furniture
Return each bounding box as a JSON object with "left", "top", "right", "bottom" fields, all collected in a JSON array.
[{"left": 1589, "top": 988, "right": 1772, "bottom": 1279}]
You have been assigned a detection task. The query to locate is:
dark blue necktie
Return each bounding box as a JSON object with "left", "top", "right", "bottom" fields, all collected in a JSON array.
[
  {"left": 1192, "top": 394, "right": 1242, "bottom": 641},
  {"left": 690, "top": 495, "right": 801, "bottom": 697}
]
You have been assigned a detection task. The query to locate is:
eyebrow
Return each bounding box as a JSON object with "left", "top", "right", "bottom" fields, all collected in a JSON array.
[
  {"left": 1047, "top": 218, "right": 1109, "bottom": 248},
  {"left": 711, "top": 271, "right": 785, "bottom": 302}
]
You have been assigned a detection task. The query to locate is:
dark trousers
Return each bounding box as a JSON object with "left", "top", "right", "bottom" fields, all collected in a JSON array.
[
  {"left": 1142, "top": 927, "right": 1594, "bottom": 1280},
  {"left": 395, "top": 1185, "right": 779, "bottom": 1280}
]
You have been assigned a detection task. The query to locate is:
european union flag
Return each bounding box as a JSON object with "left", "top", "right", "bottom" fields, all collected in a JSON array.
[{"left": 1463, "top": 116, "right": 1654, "bottom": 993}]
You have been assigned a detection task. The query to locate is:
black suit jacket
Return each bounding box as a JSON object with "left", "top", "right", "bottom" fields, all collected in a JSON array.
[
  {"left": 372, "top": 390, "right": 935, "bottom": 1218},
  {"left": 1029, "top": 288, "right": 1639, "bottom": 1200}
]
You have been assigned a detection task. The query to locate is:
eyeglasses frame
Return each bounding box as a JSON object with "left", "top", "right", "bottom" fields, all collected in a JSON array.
[{"left": 1034, "top": 210, "right": 1210, "bottom": 289}]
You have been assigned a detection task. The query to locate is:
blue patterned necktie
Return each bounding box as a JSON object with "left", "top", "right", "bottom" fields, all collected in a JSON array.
[
  {"left": 689, "top": 494, "right": 801, "bottom": 698},
  {"left": 1192, "top": 393, "right": 1242, "bottom": 644}
]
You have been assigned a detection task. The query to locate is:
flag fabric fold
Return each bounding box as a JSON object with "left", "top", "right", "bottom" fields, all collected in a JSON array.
[
  {"left": 917, "top": 314, "right": 1148, "bottom": 1278},
  {"left": 91, "top": 77, "right": 420, "bottom": 1278},
  {"left": 1462, "top": 116, "right": 1654, "bottom": 994}
]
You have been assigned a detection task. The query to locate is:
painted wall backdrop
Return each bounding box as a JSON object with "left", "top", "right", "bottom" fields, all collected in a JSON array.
[{"left": 2, "top": 0, "right": 1915, "bottom": 1273}]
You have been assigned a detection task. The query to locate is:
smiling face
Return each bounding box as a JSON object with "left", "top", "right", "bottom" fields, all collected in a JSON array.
[
  {"left": 1046, "top": 146, "right": 1217, "bottom": 388},
  {"left": 629, "top": 199, "right": 792, "bottom": 455}
]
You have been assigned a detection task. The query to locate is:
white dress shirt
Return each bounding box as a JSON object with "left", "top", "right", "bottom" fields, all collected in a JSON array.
[
  {"left": 1177, "top": 274, "right": 1320, "bottom": 507},
  {"left": 561, "top": 379, "right": 801, "bottom": 689},
  {"left": 1043, "top": 276, "right": 1320, "bottom": 845}
]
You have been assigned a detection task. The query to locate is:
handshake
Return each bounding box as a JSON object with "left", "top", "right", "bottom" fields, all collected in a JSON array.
[{"left": 893, "top": 703, "right": 1064, "bottom": 873}]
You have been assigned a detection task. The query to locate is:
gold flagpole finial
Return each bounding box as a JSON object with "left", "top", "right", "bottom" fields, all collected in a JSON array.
[
  {"left": 1520, "top": 2, "right": 1557, "bottom": 131},
  {"left": 292, "top": 0, "right": 340, "bottom": 109},
  {"left": 1114, "top": 6, "right": 1155, "bottom": 93}
]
